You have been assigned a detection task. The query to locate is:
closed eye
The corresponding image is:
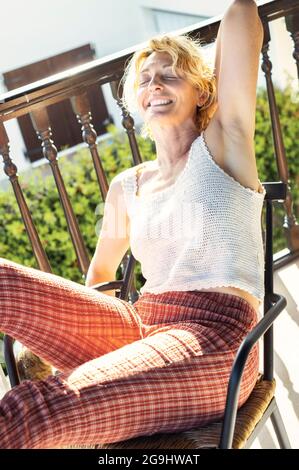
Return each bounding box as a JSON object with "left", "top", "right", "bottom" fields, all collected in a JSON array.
[
  {"left": 138, "top": 75, "right": 178, "bottom": 86},
  {"left": 139, "top": 79, "right": 150, "bottom": 86},
  {"left": 138, "top": 75, "right": 151, "bottom": 86}
]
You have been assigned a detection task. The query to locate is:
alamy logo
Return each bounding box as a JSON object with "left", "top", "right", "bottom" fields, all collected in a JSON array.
[{"left": 95, "top": 196, "right": 204, "bottom": 243}]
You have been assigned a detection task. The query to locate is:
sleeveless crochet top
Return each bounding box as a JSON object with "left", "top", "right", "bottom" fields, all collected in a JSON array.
[{"left": 120, "top": 133, "right": 266, "bottom": 301}]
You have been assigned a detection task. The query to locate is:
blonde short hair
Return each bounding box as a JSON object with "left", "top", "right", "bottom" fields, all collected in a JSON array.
[{"left": 121, "top": 34, "right": 217, "bottom": 139}]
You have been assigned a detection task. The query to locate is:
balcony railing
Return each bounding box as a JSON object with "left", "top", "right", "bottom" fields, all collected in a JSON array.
[{"left": 0, "top": 0, "right": 298, "bottom": 296}]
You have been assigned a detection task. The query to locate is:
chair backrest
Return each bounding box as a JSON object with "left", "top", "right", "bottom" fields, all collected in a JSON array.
[
  {"left": 262, "top": 182, "right": 287, "bottom": 380},
  {"left": 219, "top": 181, "right": 287, "bottom": 448}
]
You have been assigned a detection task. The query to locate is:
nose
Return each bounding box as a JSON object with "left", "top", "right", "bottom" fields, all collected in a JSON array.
[{"left": 148, "top": 74, "right": 163, "bottom": 91}]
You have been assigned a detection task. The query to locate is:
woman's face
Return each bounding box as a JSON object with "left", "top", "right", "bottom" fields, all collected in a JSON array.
[{"left": 136, "top": 51, "right": 201, "bottom": 129}]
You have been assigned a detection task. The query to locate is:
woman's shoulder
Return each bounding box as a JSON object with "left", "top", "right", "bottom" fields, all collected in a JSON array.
[
  {"left": 113, "top": 162, "right": 153, "bottom": 181},
  {"left": 115, "top": 162, "right": 157, "bottom": 186},
  {"left": 109, "top": 162, "right": 153, "bottom": 198}
]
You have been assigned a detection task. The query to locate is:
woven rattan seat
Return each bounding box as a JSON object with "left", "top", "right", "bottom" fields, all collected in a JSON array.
[
  {"left": 97, "top": 376, "right": 275, "bottom": 449},
  {"left": 16, "top": 348, "right": 53, "bottom": 382}
]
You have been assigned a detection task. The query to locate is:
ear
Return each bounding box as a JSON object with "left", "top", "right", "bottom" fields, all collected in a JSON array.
[{"left": 197, "top": 90, "right": 208, "bottom": 107}]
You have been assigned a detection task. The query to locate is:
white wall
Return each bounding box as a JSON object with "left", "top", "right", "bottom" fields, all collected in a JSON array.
[
  {"left": 269, "top": 18, "right": 298, "bottom": 90},
  {"left": 138, "top": 0, "right": 231, "bottom": 17},
  {"left": 0, "top": 0, "right": 147, "bottom": 80}
]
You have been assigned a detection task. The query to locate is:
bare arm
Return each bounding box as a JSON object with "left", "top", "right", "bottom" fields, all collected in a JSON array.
[
  {"left": 213, "top": 0, "right": 263, "bottom": 139},
  {"left": 85, "top": 174, "right": 130, "bottom": 296}
]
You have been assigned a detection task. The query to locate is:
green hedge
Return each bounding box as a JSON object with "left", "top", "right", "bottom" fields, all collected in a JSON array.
[
  {"left": 255, "top": 82, "right": 299, "bottom": 252},
  {"left": 0, "top": 83, "right": 298, "bottom": 294}
]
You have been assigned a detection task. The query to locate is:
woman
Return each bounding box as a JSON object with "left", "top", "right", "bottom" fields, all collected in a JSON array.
[{"left": 0, "top": 0, "right": 264, "bottom": 448}]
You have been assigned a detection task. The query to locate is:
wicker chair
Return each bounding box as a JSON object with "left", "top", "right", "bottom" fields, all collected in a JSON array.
[{"left": 4, "top": 181, "right": 291, "bottom": 449}]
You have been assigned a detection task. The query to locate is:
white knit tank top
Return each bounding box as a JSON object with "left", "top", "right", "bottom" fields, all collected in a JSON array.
[{"left": 120, "top": 133, "right": 266, "bottom": 301}]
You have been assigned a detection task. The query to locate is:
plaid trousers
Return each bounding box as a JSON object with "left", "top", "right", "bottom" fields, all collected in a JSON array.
[{"left": 0, "top": 257, "right": 259, "bottom": 448}]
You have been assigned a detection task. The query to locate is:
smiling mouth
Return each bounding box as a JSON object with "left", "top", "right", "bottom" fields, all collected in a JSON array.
[{"left": 148, "top": 99, "right": 174, "bottom": 108}]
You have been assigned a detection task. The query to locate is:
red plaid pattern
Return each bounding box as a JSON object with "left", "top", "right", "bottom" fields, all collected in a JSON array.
[{"left": 0, "top": 258, "right": 258, "bottom": 448}]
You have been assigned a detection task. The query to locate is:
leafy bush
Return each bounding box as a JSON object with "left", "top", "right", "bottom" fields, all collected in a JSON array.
[{"left": 255, "top": 82, "right": 299, "bottom": 252}]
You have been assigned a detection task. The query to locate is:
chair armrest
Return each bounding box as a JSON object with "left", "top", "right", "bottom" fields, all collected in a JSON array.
[
  {"left": 219, "top": 293, "right": 287, "bottom": 448},
  {"left": 3, "top": 335, "right": 20, "bottom": 388},
  {"left": 91, "top": 280, "right": 123, "bottom": 292}
]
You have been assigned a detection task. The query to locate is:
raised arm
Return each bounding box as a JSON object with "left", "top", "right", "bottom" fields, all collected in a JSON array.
[{"left": 213, "top": 0, "right": 263, "bottom": 139}]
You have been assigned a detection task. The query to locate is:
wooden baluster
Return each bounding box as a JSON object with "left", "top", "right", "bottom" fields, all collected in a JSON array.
[
  {"left": 110, "top": 79, "right": 143, "bottom": 165},
  {"left": 261, "top": 21, "right": 299, "bottom": 251},
  {"left": 285, "top": 12, "right": 299, "bottom": 79},
  {"left": 71, "top": 93, "right": 109, "bottom": 201},
  {"left": 72, "top": 92, "right": 133, "bottom": 297},
  {"left": 30, "top": 107, "right": 90, "bottom": 276},
  {"left": 110, "top": 79, "right": 143, "bottom": 300},
  {"left": 0, "top": 122, "right": 52, "bottom": 272}
]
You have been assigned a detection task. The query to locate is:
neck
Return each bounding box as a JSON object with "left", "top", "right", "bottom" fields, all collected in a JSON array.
[{"left": 151, "top": 126, "right": 200, "bottom": 178}]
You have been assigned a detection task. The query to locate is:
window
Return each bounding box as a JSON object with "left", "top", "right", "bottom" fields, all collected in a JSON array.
[{"left": 3, "top": 45, "right": 111, "bottom": 163}]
